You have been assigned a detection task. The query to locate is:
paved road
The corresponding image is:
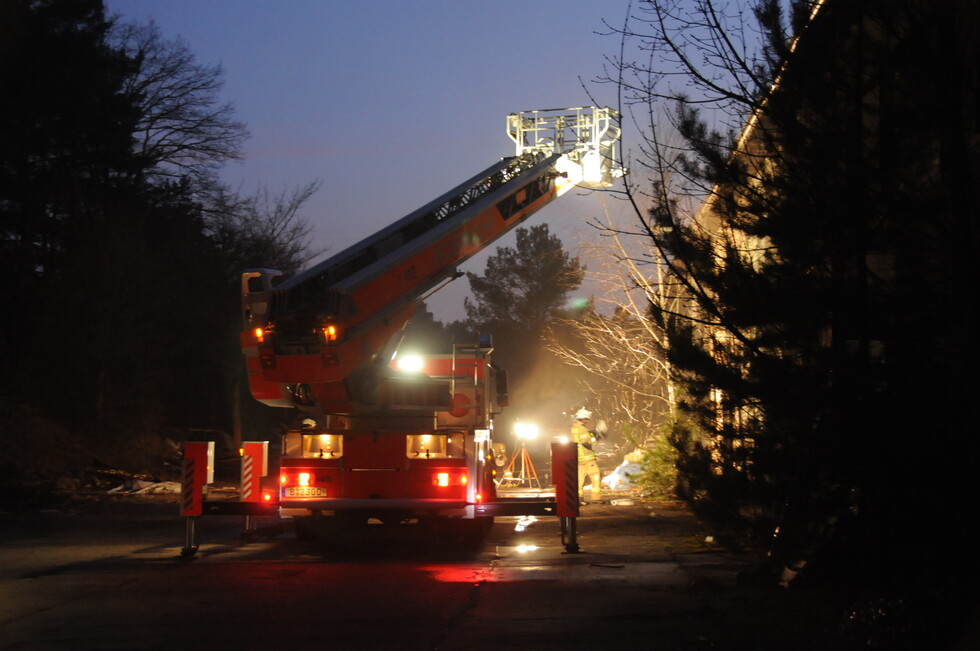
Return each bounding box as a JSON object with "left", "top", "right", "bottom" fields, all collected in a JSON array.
[{"left": 0, "top": 493, "right": 850, "bottom": 650}]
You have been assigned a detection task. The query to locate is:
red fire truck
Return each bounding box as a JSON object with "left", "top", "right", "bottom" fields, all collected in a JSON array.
[{"left": 236, "top": 107, "right": 621, "bottom": 540}]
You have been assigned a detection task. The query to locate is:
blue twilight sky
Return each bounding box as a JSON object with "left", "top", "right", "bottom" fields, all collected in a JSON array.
[{"left": 105, "top": 0, "right": 637, "bottom": 322}]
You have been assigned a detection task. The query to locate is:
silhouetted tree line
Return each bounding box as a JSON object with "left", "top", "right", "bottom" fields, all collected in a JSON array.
[
  {"left": 0, "top": 0, "right": 317, "bottom": 460},
  {"left": 608, "top": 0, "right": 977, "bottom": 645}
]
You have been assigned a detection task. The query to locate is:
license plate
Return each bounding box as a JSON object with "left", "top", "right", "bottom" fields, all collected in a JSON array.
[{"left": 285, "top": 487, "right": 327, "bottom": 498}]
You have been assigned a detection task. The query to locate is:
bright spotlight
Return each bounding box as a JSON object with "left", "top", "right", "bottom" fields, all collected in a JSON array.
[
  {"left": 514, "top": 422, "right": 539, "bottom": 441},
  {"left": 395, "top": 354, "right": 424, "bottom": 373}
]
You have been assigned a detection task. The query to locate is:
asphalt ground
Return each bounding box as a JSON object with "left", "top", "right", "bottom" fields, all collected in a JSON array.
[{"left": 3, "top": 485, "right": 979, "bottom": 650}]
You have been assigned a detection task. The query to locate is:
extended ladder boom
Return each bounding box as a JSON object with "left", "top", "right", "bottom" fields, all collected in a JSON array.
[
  {"left": 241, "top": 107, "right": 621, "bottom": 415},
  {"left": 267, "top": 152, "right": 560, "bottom": 343}
]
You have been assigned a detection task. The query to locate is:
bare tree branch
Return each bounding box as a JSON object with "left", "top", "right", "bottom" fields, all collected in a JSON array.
[{"left": 111, "top": 20, "right": 249, "bottom": 191}]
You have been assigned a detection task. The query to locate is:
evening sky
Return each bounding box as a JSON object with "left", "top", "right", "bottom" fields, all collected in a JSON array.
[{"left": 105, "top": 0, "right": 634, "bottom": 321}]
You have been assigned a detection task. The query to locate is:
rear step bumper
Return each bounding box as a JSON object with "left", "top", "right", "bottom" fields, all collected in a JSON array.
[{"left": 200, "top": 496, "right": 559, "bottom": 518}]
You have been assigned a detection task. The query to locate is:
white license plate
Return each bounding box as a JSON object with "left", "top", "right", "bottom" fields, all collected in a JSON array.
[{"left": 285, "top": 487, "right": 327, "bottom": 498}]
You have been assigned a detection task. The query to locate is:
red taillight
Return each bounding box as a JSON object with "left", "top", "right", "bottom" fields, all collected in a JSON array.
[
  {"left": 433, "top": 471, "right": 467, "bottom": 487},
  {"left": 281, "top": 471, "right": 323, "bottom": 488},
  {"left": 281, "top": 472, "right": 310, "bottom": 487}
]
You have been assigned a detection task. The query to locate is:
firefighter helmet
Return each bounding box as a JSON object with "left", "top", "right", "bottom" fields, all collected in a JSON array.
[{"left": 575, "top": 408, "right": 592, "bottom": 420}]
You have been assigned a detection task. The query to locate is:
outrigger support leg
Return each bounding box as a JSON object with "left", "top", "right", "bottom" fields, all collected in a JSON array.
[
  {"left": 561, "top": 516, "right": 581, "bottom": 553},
  {"left": 551, "top": 442, "right": 581, "bottom": 553},
  {"left": 181, "top": 517, "right": 199, "bottom": 557}
]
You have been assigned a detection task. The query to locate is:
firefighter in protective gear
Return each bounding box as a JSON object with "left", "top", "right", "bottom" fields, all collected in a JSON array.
[{"left": 571, "top": 408, "right": 602, "bottom": 502}]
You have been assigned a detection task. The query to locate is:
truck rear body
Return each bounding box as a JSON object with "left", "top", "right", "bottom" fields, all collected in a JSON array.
[{"left": 278, "top": 426, "right": 496, "bottom": 520}]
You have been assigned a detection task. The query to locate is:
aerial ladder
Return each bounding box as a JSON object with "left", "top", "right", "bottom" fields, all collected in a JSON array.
[
  {"left": 241, "top": 106, "right": 620, "bottom": 416},
  {"left": 185, "top": 107, "right": 622, "bottom": 549}
]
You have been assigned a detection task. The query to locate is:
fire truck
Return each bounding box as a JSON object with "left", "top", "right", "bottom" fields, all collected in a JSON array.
[{"left": 235, "top": 107, "right": 621, "bottom": 540}]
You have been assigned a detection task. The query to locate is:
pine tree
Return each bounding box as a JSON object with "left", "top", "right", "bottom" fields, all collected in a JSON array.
[
  {"left": 464, "top": 224, "right": 585, "bottom": 371},
  {"left": 609, "top": 0, "right": 979, "bottom": 634},
  {"left": 464, "top": 223, "right": 585, "bottom": 432}
]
